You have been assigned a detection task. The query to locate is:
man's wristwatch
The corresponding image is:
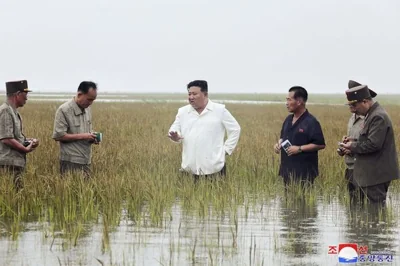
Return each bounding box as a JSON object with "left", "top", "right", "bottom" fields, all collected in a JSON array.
[{"left": 298, "top": 146, "right": 303, "bottom": 153}]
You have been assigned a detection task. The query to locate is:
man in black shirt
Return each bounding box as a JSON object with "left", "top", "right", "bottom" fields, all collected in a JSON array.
[{"left": 274, "top": 86, "right": 326, "bottom": 187}]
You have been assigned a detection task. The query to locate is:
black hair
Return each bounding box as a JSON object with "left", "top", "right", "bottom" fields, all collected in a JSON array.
[
  {"left": 289, "top": 86, "right": 308, "bottom": 102},
  {"left": 187, "top": 80, "right": 208, "bottom": 93},
  {"left": 78, "top": 81, "right": 97, "bottom": 94}
]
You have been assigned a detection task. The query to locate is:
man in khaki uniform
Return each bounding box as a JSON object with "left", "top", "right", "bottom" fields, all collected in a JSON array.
[
  {"left": 337, "top": 80, "right": 376, "bottom": 203},
  {"left": 340, "top": 84, "right": 399, "bottom": 205},
  {"left": 52, "top": 81, "right": 98, "bottom": 178},
  {"left": 0, "top": 80, "right": 39, "bottom": 189}
]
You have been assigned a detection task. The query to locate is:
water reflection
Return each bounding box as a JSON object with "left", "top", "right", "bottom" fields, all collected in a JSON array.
[
  {"left": 343, "top": 201, "right": 399, "bottom": 256},
  {"left": 279, "top": 195, "right": 319, "bottom": 258},
  {"left": 0, "top": 194, "right": 399, "bottom": 265}
]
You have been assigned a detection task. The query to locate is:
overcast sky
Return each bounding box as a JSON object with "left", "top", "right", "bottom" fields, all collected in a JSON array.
[{"left": 1, "top": 0, "right": 399, "bottom": 93}]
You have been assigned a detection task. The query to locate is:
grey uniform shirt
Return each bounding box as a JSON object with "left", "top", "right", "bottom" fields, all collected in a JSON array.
[
  {"left": 345, "top": 114, "right": 364, "bottom": 169},
  {"left": 52, "top": 98, "right": 93, "bottom": 165},
  {"left": 0, "top": 102, "right": 26, "bottom": 167}
]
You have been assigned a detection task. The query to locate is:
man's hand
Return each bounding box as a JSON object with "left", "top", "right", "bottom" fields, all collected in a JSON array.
[
  {"left": 342, "top": 136, "right": 357, "bottom": 144},
  {"left": 337, "top": 148, "right": 345, "bottom": 156},
  {"left": 340, "top": 141, "right": 352, "bottom": 150},
  {"left": 343, "top": 148, "right": 352, "bottom": 155},
  {"left": 286, "top": 145, "right": 301, "bottom": 156},
  {"left": 168, "top": 131, "right": 183, "bottom": 142},
  {"left": 25, "top": 141, "right": 35, "bottom": 153},
  {"left": 84, "top": 133, "right": 97, "bottom": 142},
  {"left": 28, "top": 138, "right": 40, "bottom": 148},
  {"left": 90, "top": 132, "right": 100, "bottom": 145},
  {"left": 274, "top": 140, "right": 282, "bottom": 154}
]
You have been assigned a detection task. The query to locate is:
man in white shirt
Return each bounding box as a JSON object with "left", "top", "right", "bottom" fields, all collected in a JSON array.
[{"left": 168, "top": 80, "right": 241, "bottom": 179}]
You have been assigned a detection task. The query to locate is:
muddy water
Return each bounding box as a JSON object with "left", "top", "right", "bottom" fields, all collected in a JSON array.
[{"left": 0, "top": 194, "right": 398, "bottom": 266}]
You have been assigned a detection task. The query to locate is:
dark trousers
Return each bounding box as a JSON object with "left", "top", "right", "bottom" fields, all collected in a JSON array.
[
  {"left": 345, "top": 168, "right": 391, "bottom": 206},
  {"left": 0, "top": 165, "right": 24, "bottom": 190},
  {"left": 60, "top": 160, "right": 91, "bottom": 179},
  {"left": 193, "top": 164, "right": 226, "bottom": 182}
]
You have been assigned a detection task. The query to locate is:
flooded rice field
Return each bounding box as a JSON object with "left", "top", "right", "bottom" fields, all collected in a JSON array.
[
  {"left": 0, "top": 99, "right": 399, "bottom": 266},
  {"left": 0, "top": 194, "right": 398, "bottom": 266}
]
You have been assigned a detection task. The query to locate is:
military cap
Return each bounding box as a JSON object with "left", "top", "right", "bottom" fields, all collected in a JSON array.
[
  {"left": 348, "top": 80, "right": 377, "bottom": 98},
  {"left": 348, "top": 80, "right": 361, "bottom": 89},
  {"left": 5, "top": 80, "right": 32, "bottom": 95},
  {"left": 346, "top": 85, "right": 377, "bottom": 104}
]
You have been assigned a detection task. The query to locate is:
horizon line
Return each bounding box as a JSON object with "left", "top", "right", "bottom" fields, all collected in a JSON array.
[{"left": 0, "top": 90, "right": 400, "bottom": 95}]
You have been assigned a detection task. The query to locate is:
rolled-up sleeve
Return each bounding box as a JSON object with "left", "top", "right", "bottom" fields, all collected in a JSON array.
[
  {"left": 0, "top": 110, "right": 14, "bottom": 140},
  {"left": 52, "top": 108, "right": 68, "bottom": 139}
]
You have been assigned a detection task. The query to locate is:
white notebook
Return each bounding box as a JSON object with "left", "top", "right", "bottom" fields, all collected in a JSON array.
[{"left": 281, "top": 139, "right": 292, "bottom": 154}]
